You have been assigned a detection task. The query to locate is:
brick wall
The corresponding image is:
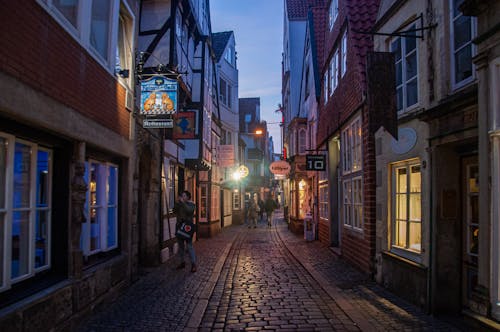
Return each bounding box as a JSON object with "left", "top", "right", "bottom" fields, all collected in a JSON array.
[{"left": 0, "top": 0, "right": 130, "bottom": 138}]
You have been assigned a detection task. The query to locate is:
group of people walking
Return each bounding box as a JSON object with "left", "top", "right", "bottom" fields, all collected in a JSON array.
[
  {"left": 246, "top": 192, "right": 279, "bottom": 229},
  {"left": 173, "top": 189, "right": 280, "bottom": 274}
]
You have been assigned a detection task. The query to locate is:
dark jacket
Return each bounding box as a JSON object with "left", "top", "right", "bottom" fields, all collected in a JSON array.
[
  {"left": 173, "top": 200, "right": 196, "bottom": 228},
  {"left": 264, "top": 198, "right": 278, "bottom": 213}
]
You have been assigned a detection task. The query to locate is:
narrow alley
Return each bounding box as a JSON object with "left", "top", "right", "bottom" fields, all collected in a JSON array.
[{"left": 78, "top": 212, "right": 459, "bottom": 332}]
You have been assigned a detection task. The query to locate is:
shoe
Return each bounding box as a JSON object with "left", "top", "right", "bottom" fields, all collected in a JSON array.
[
  {"left": 176, "top": 262, "right": 185, "bottom": 270},
  {"left": 191, "top": 264, "right": 197, "bottom": 273}
]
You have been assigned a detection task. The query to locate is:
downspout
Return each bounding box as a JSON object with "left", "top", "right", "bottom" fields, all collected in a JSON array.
[{"left": 426, "top": 145, "right": 433, "bottom": 314}]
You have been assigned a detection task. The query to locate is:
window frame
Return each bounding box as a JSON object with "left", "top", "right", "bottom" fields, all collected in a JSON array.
[
  {"left": 329, "top": 0, "right": 339, "bottom": 31},
  {"left": 390, "top": 159, "right": 422, "bottom": 261},
  {"left": 449, "top": 0, "right": 476, "bottom": 90},
  {"left": 37, "top": 0, "right": 135, "bottom": 82},
  {"left": 341, "top": 116, "right": 362, "bottom": 174},
  {"left": 0, "top": 133, "right": 53, "bottom": 292},
  {"left": 391, "top": 24, "right": 419, "bottom": 113},
  {"left": 341, "top": 30, "right": 347, "bottom": 77},
  {"left": 81, "top": 160, "right": 119, "bottom": 257}
]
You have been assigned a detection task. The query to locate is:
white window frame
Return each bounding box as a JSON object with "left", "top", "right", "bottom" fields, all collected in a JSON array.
[
  {"left": 82, "top": 160, "right": 119, "bottom": 256},
  {"left": 391, "top": 24, "right": 419, "bottom": 113},
  {"left": 343, "top": 177, "right": 363, "bottom": 231},
  {"left": 329, "top": 51, "right": 339, "bottom": 95},
  {"left": 391, "top": 160, "right": 422, "bottom": 260},
  {"left": 319, "top": 181, "right": 329, "bottom": 220},
  {"left": 324, "top": 72, "right": 329, "bottom": 104},
  {"left": 341, "top": 31, "right": 347, "bottom": 77},
  {"left": 37, "top": 0, "right": 135, "bottom": 81},
  {"left": 449, "top": 0, "right": 476, "bottom": 90},
  {"left": 0, "top": 133, "right": 53, "bottom": 292},
  {"left": 329, "top": 0, "right": 339, "bottom": 30},
  {"left": 341, "top": 116, "right": 362, "bottom": 174}
]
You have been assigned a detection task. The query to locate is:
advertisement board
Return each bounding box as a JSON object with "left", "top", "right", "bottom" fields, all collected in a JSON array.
[{"left": 140, "top": 76, "right": 178, "bottom": 115}]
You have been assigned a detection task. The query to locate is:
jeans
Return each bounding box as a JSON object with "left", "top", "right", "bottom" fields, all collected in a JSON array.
[
  {"left": 266, "top": 211, "right": 273, "bottom": 227},
  {"left": 178, "top": 238, "right": 196, "bottom": 264}
]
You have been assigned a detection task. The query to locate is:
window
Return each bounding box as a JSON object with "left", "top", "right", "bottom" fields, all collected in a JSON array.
[
  {"left": 220, "top": 78, "right": 227, "bottom": 105},
  {"left": 39, "top": 0, "right": 135, "bottom": 77},
  {"left": 232, "top": 191, "right": 240, "bottom": 210},
  {"left": 298, "top": 129, "right": 307, "bottom": 155},
  {"left": 341, "top": 116, "right": 362, "bottom": 173},
  {"left": 224, "top": 46, "right": 234, "bottom": 65},
  {"left": 450, "top": 0, "right": 476, "bottom": 88},
  {"left": 391, "top": 24, "right": 418, "bottom": 112},
  {"left": 323, "top": 72, "right": 329, "bottom": 104},
  {"left": 343, "top": 177, "right": 362, "bottom": 230},
  {"left": 319, "top": 182, "right": 329, "bottom": 220},
  {"left": 81, "top": 161, "right": 118, "bottom": 256},
  {"left": 341, "top": 31, "right": 347, "bottom": 77},
  {"left": 329, "top": 0, "right": 338, "bottom": 30},
  {"left": 0, "top": 134, "right": 53, "bottom": 291},
  {"left": 199, "top": 184, "right": 208, "bottom": 221},
  {"left": 329, "top": 50, "right": 339, "bottom": 95},
  {"left": 392, "top": 161, "right": 421, "bottom": 254}
]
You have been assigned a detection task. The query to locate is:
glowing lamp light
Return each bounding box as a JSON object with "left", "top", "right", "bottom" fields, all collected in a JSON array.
[
  {"left": 255, "top": 129, "right": 263, "bottom": 135},
  {"left": 232, "top": 171, "right": 242, "bottom": 181}
]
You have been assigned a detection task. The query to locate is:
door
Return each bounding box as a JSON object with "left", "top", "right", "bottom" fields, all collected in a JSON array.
[{"left": 461, "top": 157, "right": 479, "bottom": 307}]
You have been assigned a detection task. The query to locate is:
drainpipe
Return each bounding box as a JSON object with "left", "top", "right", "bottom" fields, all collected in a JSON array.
[{"left": 426, "top": 146, "right": 433, "bottom": 314}]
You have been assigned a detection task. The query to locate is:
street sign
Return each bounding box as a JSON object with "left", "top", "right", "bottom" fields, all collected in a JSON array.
[
  {"left": 143, "top": 118, "right": 173, "bottom": 128},
  {"left": 306, "top": 155, "right": 326, "bottom": 171}
]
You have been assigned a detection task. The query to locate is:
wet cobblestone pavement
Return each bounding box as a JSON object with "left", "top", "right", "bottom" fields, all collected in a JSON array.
[{"left": 78, "top": 211, "right": 462, "bottom": 331}]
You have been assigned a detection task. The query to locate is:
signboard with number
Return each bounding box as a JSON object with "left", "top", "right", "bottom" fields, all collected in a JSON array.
[{"left": 306, "top": 155, "right": 326, "bottom": 171}]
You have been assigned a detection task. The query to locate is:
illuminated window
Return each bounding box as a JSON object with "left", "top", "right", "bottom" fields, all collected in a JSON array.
[
  {"left": 0, "top": 133, "right": 53, "bottom": 291},
  {"left": 341, "top": 116, "right": 362, "bottom": 173},
  {"left": 392, "top": 161, "right": 421, "bottom": 254},
  {"left": 82, "top": 161, "right": 118, "bottom": 256}
]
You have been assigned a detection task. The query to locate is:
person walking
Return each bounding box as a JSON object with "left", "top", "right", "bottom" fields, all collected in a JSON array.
[
  {"left": 264, "top": 193, "right": 278, "bottom": 228},
  {"left": 247, "top": 193, "right": 259, "bottom": 228},
  {"left": 173, "top": 190, "right": 197, "bottom": 272},
  {"left": 258, "top": 194, "right": 265, "bottom": 223}
]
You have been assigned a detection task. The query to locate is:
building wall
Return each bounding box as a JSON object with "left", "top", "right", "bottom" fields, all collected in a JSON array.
[{"left": 0, "top": 0, "right": 137, "bottom": 330}]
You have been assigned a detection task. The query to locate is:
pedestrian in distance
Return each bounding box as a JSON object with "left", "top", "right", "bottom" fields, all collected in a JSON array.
[
  {"left": 264, "top": 193, "right": 279, "bottom": 228},
  {"left": 173, "top": 190, "right": 197, "bottom": 272},
  {"left": 258, "top": 194, "right": 265, "bottom": 223},
  {"left": 247, "top": 193, "right": 259, "bottom": 228}
]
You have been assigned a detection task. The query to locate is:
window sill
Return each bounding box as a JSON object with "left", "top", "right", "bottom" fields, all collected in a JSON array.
[{"left": 383, "top": 249, "right": 424, "bottom": 267}]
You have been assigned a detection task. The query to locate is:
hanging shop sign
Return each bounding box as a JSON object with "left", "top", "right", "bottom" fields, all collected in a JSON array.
[
  {"left": 173, "top": 111, "right": 196, "bottom": 139},
  {"left": 306, "top": 155, "right": 326, "bottom": 171},
  {"left": 143, "top": 118, "right": 174, "bottom": 129},
  {"left": 269, "top": 160, "right": 291, "bottom": 175},
  {"left": 140, "top": 76, "right": 178, "bottom": 115},
  {"left": 238, "top": 165, "right": 249, "bottom": 178}
]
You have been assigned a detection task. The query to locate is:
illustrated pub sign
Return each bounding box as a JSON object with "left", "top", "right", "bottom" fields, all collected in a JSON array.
[
  {"left": 306, "top": 155, "right": 326, "bottom": 171},
  {"left": 140, "top": 76, "right": 178, "bottom": 115}
]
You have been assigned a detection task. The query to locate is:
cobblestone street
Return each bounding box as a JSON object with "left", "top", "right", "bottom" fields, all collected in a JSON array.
[{"left": 78, "top": 212, "right": 461, "bottom": 331}]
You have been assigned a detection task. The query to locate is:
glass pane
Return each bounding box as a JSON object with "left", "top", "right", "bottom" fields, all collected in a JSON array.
[
  {"left": 90, "top": 163, "right": 101, "bottom": 206},
  {"left": 396, "top": 193, "right": 407, "bottom": 219},
  {"left": 405, "top": 29, "right": 416, "bottom": 52},
  {"left": 53, "top": 0, "right": 78, "bottom": 27},
  {"left": 11, "top": 211, "right": 30, "bottom": 279},
  {"left": 454, "top": 15, "right": 471, "bottom": 50},
  {"left": 108, "top": 166, "right": 117, "bottom": 205},
  {"left": 406, "top": 52, "right": 417, "bottom": 79},
  {"left": 397, "top": 88, "right": 403, "bottom": 111},
  {"left": 409, "top": 222, "right": 421, "bottom": 251},
  {"left": 0, "top": 213, "right": 4, "bottom": 285},
  {"left": 409, "top": 193, "right": 421, "bottom": 221},
  {"left": 0, "top": 137, "right": 6, "bottom": 208},
  {"left": 391, "top": 39, "right": 401, "bottom": 61},
  {"left": 469, "top": 225, "right": 479, "bottom": 255},
  {"left": 469, "top": 165, "right": 479, "bottom": 193},
  {"left": 406, "top": 78, "right": 418, "bottom": 107},
  {"left": 14, "top": 142, "right": 31, "bottom": 209},
  {"left": 410, "top": 165, "right": 421, "bottom": 192},
  {"left": 469, "top": 195, "right": 478, "bottom": 223},
  {"left": 455, "top": 45, "right": 472, "bottom": 83},
  {"left": 36, "top": 150, "right": 50, "bottom": 207},
  {"left": 35, "top": 211, "right": 49, "bottom": 268},
  {"left": 90, "top": 0, "right": 111, "bottom": 60},
  {"left": 395, "top": 220, "right": 407, "bottom": 247},
  {"left": 90, "top": 207, "right": 100, "bottom": 251},
  {"left": 107, "top": 207, "right": 117, "bottom": 248},
  {"left": 453, "top": 0, "right": 465, "bottom": 17},
  {"left": 395, "top": 62, "right": 402, "bottom": 85},
  {"left": 397, "top": 168, "right": 407, "bottom": 193}
]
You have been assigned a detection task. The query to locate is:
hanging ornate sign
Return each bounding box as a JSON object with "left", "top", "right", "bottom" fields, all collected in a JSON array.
[
  {"left": 269, "top": 160, "right": 291, "bottom": 175},
  {"left": 140, "top": 76, "right": 178, "bottom": 115}
]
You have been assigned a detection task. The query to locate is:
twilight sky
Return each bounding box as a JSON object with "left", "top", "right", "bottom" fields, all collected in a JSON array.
[{"left": 210, "top": 0, "right": 284, "bottom": 153}]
